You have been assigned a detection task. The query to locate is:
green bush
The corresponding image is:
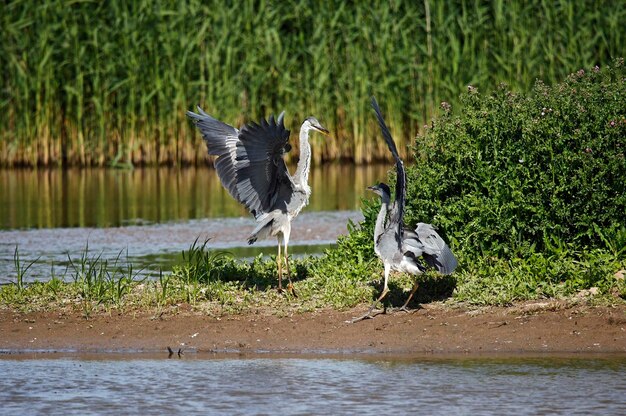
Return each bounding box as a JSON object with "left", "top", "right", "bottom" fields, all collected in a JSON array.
[
  {"left": 334, "top": 60, "right": 626, "bottom": 305},
  {"left": 405, "top": 59, "right": 626, "bottom": 257}
]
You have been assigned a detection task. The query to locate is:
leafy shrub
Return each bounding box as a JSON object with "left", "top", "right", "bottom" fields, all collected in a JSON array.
[
  {"left": 333, "top": 60, "right": 626, "bottom": 305},
  {"left": 405, "top": 59, "right": 625, "bottom": 257}
]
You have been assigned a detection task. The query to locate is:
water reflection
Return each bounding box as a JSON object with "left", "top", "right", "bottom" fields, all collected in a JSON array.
[
  {"left": 0, "top": 165, "right": 388, "bottom": 230},
  {"left": 0, "top": 165, "right": 384, "bottom": 283}
]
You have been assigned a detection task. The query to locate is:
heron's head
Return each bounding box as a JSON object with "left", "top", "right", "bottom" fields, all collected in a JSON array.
[
  {"left": 303, "top": 117, "right": 330, "bottom": 135},
  {"left": 367, "top": 182, "right": 391, "bottom": 199}
]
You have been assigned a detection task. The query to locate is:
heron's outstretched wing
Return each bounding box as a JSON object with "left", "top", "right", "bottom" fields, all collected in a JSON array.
[
  {"left": 187, "top": 108, "right": 294, "bottom": 218},
  {"left": 236, "top": 112, "right": 294, "bottom": 217},
  {"left": 403, "top": 223, "right": 458, "bottom": 275},
  {"left": 371, "top": 97, "right": 406, "bottom": 237},
  {"left": 187, "top": 107, "right": 241, "bottom": 201}
]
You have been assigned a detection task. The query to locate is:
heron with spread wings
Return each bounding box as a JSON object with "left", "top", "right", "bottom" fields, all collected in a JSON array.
[
  {"left": 187, "top": 108, "right": 329, "bottom": 294},
  {"left": 352, "top": 97, "right": 457, "bottom": 322}
]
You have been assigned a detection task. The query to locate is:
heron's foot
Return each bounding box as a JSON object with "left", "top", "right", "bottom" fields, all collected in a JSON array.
[
  {"left": 287, "top": 282, "right": 298, "bottom": 298},
  {"left": 347, "top": 304, "right": 385, "bottom": 323},
  {"left": 276, "top": 284, "right": 298, "bottom": 298},
  {"left": 387, "top": 305, "right": 416, "bottom": 314},
  {"left": 348, "top": 309, "right": 384, "bottom": 323}
]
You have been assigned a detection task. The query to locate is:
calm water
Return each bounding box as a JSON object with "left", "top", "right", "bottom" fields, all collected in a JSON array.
[
  {"left": 0, "top": 165, "right": 387, "bottom": 283},
  {"left": 0, "top": 165, "right": 387, "bottom": 229},
  {"left": 0, "top": 355, "right": 625, "bottom": 415}
]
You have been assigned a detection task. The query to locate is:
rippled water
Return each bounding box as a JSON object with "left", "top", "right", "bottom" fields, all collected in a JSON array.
[{"left": 1, "top": 355, "right": 624, "bottom": 415}]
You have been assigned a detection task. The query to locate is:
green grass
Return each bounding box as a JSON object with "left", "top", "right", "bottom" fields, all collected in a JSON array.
[
  {"left": 1, "top": 0, "right": 624, "bottom": 166},
  {"left": 0, "top": 241, "right": 376, "bottom": 316},
  {"left": 2, "top": 227, "right": 624, "bottom": 317},
  {"left": 452, "top": 247, "right": 626, "bottom": 306}
]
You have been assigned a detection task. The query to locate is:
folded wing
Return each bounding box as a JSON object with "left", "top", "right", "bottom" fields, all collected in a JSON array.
[{"left": 403, "top": 223, "right": 458, "bottom": 275}]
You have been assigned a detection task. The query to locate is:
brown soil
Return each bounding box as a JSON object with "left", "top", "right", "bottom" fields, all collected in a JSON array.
[{"left": 1, "top": 302, "right": 625, "bottom": 355}]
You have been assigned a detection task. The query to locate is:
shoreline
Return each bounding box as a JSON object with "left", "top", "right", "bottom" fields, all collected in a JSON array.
[{"left": 2, "top": 302, "right": 625, "bottom": 356}]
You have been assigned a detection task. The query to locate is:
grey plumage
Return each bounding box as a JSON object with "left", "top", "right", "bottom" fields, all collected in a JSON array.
[
  {"left": 187, "top": 107, "right": 329, "bottom": 293},
  {"left": 352, "top": 97, "right": 457, "bottom": 322},
  {"left": 408, "top": 223, "right": 457, "bottom": 275}
]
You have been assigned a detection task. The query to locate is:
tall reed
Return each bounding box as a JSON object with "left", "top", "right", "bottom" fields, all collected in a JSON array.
[{"left": 1, "top": 0, "right": 624, "bottom": 166}]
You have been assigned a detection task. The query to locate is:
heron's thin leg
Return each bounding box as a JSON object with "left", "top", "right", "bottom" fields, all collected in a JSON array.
[
  {"left": 276, "top": 236, "right": 283, "bottom": 292},
  {"left": 397, "top": 281, "right": 419, "bottom": 312},
  {"left": 285, "top": 242, "right": 293, "bottom": 293},
  {"left": 350, "top": 264, "right": 391, "bottom": 323},
  {"left": 284, "top": 241, "right": 291, "bottom": 284},
  {"left": 283, "top": 229, "right": 297, "bottom": 297},
  {"left": 377, "top": 263, "right": 392, "bottom": 304}
]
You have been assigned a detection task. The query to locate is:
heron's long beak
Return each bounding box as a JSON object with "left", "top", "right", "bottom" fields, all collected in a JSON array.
[
  {"left": 315, "top": 125, "right": 330, "bottom": 136},
  {"left": 367, "top": 185, "right": 377, "bottom": 192}
]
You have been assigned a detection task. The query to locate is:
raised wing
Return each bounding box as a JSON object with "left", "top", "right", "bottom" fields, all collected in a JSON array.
[
  {"left": 371, "top": 97, "right": 406, "bottom": 236},
  {"left": 187, "top": 107, "right": 241, "bottom": 201},
  {"left": 235, "top": 113, "right": 294, "bottom": 217},
  {"left": 403, "top": 223, "right": 458, "bottom": 275},
  {"left": 187, "top": 108, "right": 294, "bottom": 218}
]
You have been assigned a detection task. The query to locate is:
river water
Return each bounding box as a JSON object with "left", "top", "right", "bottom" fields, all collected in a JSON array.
[
  {"left": 0, "top": 165, "right": 387, "bottom": 283},
  {"left": 0, "top": 354, "right": 624, "bottom": 415}
]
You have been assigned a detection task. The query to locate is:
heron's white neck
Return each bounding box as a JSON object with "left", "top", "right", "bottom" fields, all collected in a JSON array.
[
  {"left": 293, "top": 122, "right": 313, "bottom": 193},
  {"left": 373, "top": 198, "right": 388, "bottom": 253}
]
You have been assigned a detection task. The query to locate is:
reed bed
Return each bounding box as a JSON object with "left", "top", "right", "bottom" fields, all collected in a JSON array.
[{"left": 1, "top": 0, "right": 624, "bottom": 167}]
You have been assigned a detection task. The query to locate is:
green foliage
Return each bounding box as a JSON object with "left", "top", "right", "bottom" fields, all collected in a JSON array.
[
  {"left": 12, "top": 246, "right": 38, "bottom": 292},
  {"left": 169, "top": 234, "right": 380, "bottom": 310},
  {"left": 301, "top": 223, "right": 378, "bottom": 308},
  {"left": 365, "top": 60, "right": 626, "bottom": 304},
  {"left": 1, "top": 0, "right": 624, "bottom": 166},
  {"left": 407, "top": 60, "right": 626, "bottom": 256},
  {"left": 65, "top": 245, "right": 145, "bottom": 316},
  {"left": 176, "top": 239, "right": 243, "bottom": 283},
  {"left": 453, "top": 246, "right": 625, "bottom": 305}
]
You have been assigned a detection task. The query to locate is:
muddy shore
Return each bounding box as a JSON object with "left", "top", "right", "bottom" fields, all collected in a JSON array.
[{"left": 1, "top": 301, "right": 625, "bottom": 356}]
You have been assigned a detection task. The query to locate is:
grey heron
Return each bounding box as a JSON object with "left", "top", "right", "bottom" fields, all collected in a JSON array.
[
  {"left": 187, "top": 108, "right": 329, "bottom": 295},
  {"left": 352, "top": 97, "right": 457, "bottom": 322}
]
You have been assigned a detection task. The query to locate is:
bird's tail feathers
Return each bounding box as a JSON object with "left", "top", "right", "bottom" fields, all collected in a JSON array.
[
  {"left": 247, "top": 212, "right": 277, "bottom": 245},
  {"left": 407, "top": 223, "right": 458, "bottom": 275},
  {"left": 423, "top": 244, "right": 458, "bottom": 275}
]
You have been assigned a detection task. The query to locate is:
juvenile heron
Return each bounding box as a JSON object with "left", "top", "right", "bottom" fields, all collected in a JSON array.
[
  {"left": 187, "top": 108, "right": 329, "bottom": 294},
  {"left": 352, "top": 97, "right": 457, "bottom": 322}
]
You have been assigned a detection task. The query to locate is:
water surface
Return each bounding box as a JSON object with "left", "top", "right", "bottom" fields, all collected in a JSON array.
[
  {"left": 0, "top": 165, "right": 386, "bottom": 283},
  {"left": 0, "top": 211, "right": 361, "bottom": 283},
  {"left": 0, "top": 355, "right": 624, "bottom": 415},
  {"left": 0, "top": 165, "right": 387, "bottom": 229}
]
